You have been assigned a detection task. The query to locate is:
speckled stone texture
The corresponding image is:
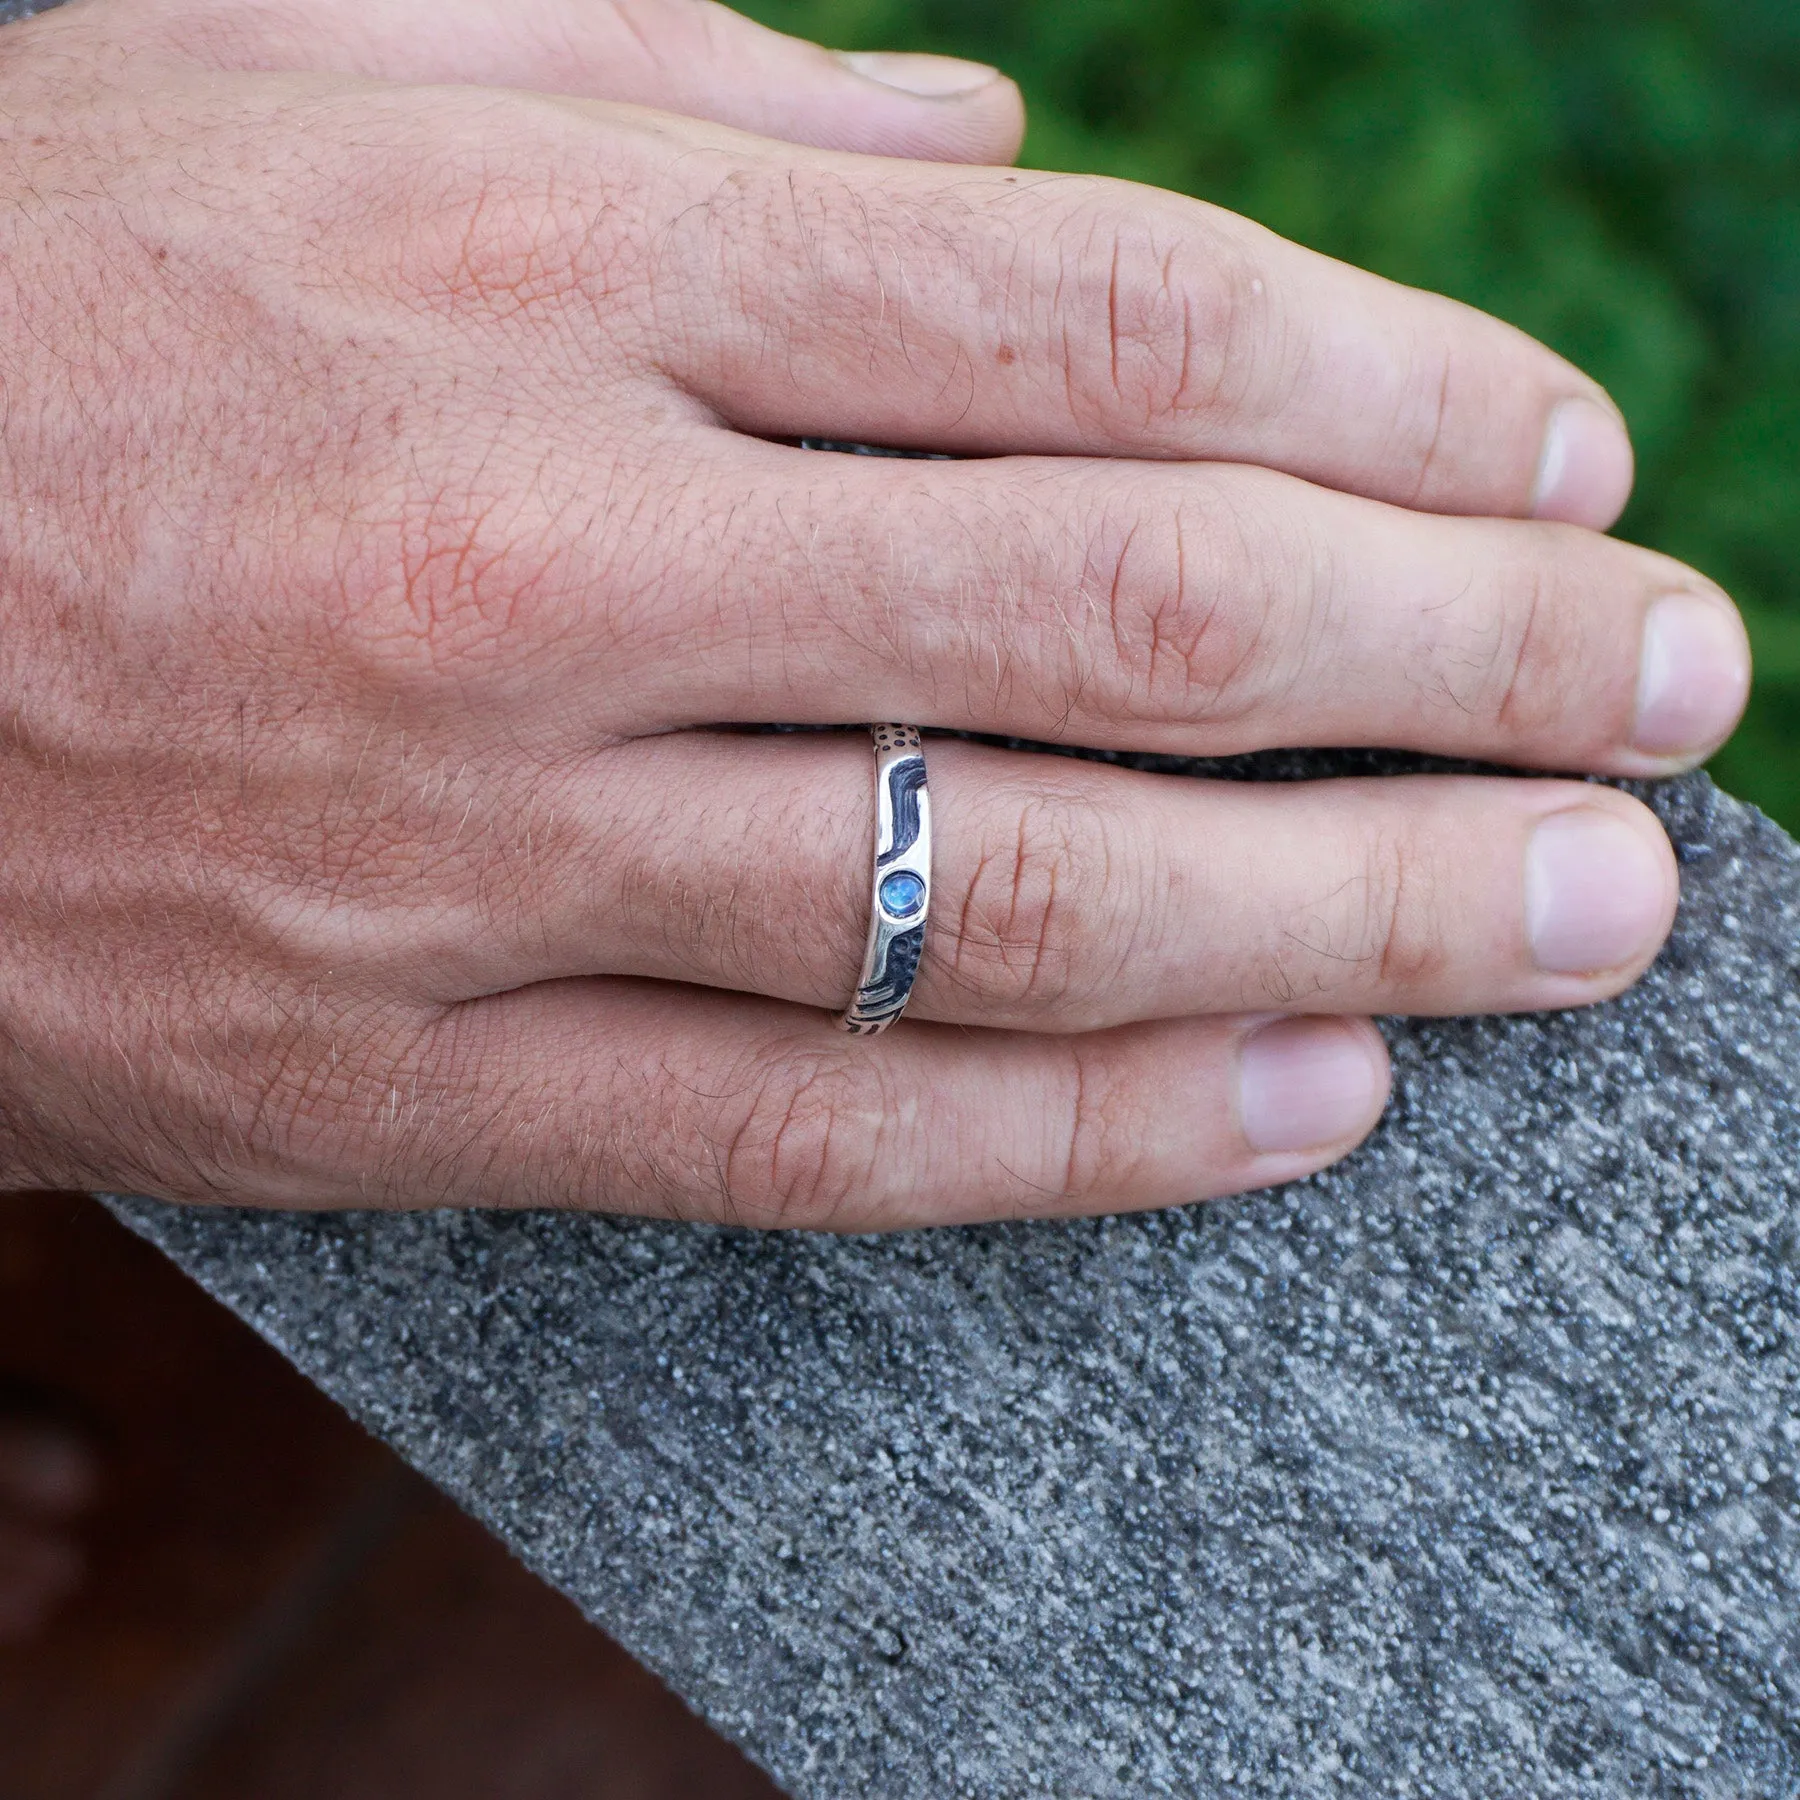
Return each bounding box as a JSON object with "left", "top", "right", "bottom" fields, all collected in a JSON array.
[{"left": 106, "top": 770, "right": 1800, "bottom": 1799}]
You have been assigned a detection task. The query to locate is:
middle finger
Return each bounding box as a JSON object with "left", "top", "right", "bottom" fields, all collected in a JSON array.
[{"left": 578, "top": 443, "right": 1750, "bottom": 778}]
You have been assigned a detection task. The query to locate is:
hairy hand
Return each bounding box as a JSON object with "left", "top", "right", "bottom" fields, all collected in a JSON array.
[{"left": 0, "top": 0, "right": 1749, "bottom": 1225}]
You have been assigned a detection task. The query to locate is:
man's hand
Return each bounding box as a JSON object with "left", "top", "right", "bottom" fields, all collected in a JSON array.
[{"left": 0, "top": 0, "right": 1749, "bottom": 1226}]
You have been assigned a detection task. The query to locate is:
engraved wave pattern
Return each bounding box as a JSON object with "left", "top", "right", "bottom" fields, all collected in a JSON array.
[
  {"left": 877, "top": 760, "right": 928, "bottom": 866},
  {"left": 859, "top": 926, "right": 926, "bottom": 1014}
]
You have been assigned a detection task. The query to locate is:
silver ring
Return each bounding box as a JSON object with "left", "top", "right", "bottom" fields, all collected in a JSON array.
[{"left": 839, "top": 724, "right": 931, "bottom": 1036}]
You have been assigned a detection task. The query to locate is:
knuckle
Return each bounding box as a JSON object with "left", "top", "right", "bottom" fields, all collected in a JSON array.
[
  {"left": 1055, "top": 194, "right": 1262, "bottom": 438},
  {"left": 1083, "top": 481, "right": 1308, "bottom": 725},
  {"left": 1492, "top": 564, "right": 1560, "bottom": 733},
  {"left": 313, "top": 453, "right": 678, "bottom": 708},
  {"left": 1398, "top": 343, "right": 1457, "bottom": 505},
  {"left": 1362, "top": 827, "right": 1447, "bottom": 989},
  {"left": 439, "top": 172, "right": 596, "bottom": 324},
  {"left": 322, "top": 480, "right": 572, "bottom": 693},
  {"left": 1268, "top": 825, "right": 1449, "bottom": 1004},
  {"left": 1349, "top": 827, "right": 1448, "bottom": 992},
  {"left": 1051, "top": 1043, "right": 1143, "bottom": 1203},
  {"left": 721, "top": 1048, "right": 889, "bottom": 1229},
  {"left": 1414, "top": 548, "right": 1576, "bottom": 739},
  {"left": 938, "top": 785, "right": 1117, "bottom": 1017},
  {"left": 389, "top": 118, "right": 618, "bottom": 326}
]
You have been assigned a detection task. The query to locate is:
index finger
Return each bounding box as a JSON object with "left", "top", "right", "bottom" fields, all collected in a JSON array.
[{"left": 629, "top": 124, "right": 1632, "bottom": 525}]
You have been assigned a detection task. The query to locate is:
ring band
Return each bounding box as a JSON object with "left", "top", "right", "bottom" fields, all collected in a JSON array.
[{"left": 840, "top": 725, "right": 931, "bottom": 1036}]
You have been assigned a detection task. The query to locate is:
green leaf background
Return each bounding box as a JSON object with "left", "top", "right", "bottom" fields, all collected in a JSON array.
[{"left": 740, "top": 0, "right": 1800, "bottom": 825}]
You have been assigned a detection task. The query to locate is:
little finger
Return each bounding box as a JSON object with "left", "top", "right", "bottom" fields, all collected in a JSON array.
[{"left": 393, "top": 982, "right": 1392, "bottom": 1227}]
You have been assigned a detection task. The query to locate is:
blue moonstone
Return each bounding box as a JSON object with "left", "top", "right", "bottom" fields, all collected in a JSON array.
[{"left": 879, "top": 870, "right": 927, "bottom": 919}]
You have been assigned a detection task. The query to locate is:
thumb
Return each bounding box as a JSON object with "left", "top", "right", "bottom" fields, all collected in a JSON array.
[
  {"left": 807, "top": 49, "right": 1027, "bottom": 164},
  {"left": 134, "top": 0, "right": 1028, "bottom": 164}
]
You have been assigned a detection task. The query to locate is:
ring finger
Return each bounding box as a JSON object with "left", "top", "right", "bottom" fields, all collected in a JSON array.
[{"left": 407, "top": 733, "right": 1678, "bottom": 1031}]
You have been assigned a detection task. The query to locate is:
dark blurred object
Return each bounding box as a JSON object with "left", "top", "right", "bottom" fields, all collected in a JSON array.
[
  {"left": 0, "top": 1192, "right": 785, "bottom": 1800},
  {"left": 0, "top": 1381, "right": 100, "bottom": 1644}
]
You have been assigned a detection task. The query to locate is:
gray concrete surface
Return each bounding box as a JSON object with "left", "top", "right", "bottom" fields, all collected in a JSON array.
[{"left": 114, "top": 768, "right": 1800, "bottom": 1797}]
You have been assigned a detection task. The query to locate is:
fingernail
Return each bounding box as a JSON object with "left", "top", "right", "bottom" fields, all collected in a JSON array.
[
  {"left": 1525, "top": 808, "right": 1671, "bottom": 975},
  {"left": 1238, "top": 1017, "right": 1384, "bottom": 1156},
  {"left": 1632, "top": 590, "right": 1752, "bottom": 762},
  {"left": 836, "top": 50, "right": 1001, "bottom": 98},
  {"left": 1532, "top": 396, "right": 1636, "bottom": 528}
]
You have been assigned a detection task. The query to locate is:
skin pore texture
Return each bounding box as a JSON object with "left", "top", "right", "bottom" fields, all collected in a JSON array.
[{"left": 0, "top": 0, "right": 1751, "bottom": 1230}]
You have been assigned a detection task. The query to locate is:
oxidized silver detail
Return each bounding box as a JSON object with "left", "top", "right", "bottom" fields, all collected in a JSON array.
[{"left": 839, "top": 725, "right": 931, "bottom": 1036}]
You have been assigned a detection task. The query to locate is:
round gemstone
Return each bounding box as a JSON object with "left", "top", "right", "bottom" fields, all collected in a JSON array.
[{"left": 879, "top": 870, "right": 927, "bottom": 919}]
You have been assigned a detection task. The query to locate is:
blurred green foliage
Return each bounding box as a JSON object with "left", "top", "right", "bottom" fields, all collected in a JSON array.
[{"left": 741, "top": 0, "right": 1800, "bottom": 825}]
